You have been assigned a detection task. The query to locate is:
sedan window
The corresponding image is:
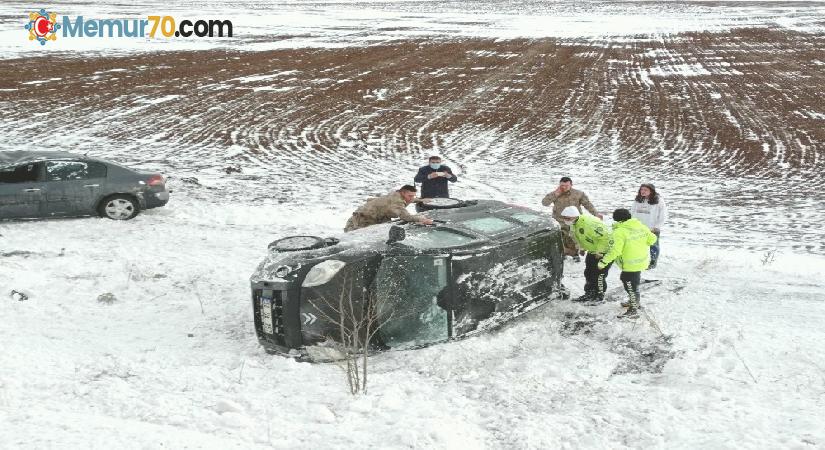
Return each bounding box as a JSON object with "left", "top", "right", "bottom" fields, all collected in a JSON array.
[
  {"left": 0, "top": 163, "right": 40, "bottom": 183},
  {"left": 45, "top": 161, "right": 105, "bottom": 181}
]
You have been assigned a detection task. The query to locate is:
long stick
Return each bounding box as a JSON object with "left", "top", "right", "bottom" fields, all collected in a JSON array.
[
  {"left": 641, "top": 308, "right": 665, "bottom": 337},
  {"left": 731, "top": 343, "right": 758, "bottom": 383}
]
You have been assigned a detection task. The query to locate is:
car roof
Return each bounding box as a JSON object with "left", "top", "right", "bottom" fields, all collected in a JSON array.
[{"left": 0, "top": 150, "right": 87, "bottom": 168}]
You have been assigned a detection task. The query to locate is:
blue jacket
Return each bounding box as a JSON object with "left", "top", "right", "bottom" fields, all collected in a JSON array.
[{"left": 414, "top": 165, "right": 458, "bottom": 198}]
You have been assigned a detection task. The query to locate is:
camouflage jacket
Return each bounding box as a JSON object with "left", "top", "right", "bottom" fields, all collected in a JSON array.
[
  {"left": 541, "top": 188, "right": 598, "bottom": 222},
  {"left": 346, "top": 191, "right": 422, "bottom": 230}
]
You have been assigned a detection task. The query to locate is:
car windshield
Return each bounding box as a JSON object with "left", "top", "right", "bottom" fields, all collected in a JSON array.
[
  {"left": 461, "top": 217, "right": 517, "bottom": 234},
  {"left": 402, "top": 228, "right": 477, "bottom": 249},
  {"left": 375, "top": 256, "right": 449, "bottom": 348}
]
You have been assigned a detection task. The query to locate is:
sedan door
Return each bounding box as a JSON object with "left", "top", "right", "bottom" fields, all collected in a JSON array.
[
  {"left": 0, "top": 162, "right": 46, "bottom": 219},
  {"left": 42, "top": 160, "right": 106, "bottom": 216}
]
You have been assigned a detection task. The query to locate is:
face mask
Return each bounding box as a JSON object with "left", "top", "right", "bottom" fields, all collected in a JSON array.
[{"left": 430, "top": 163, "right": 441, "bottom": 170}]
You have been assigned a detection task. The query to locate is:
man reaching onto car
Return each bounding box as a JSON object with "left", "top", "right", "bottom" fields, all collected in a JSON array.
[{"left": 344, "top": 185, "right": 433, "bottom": 232}]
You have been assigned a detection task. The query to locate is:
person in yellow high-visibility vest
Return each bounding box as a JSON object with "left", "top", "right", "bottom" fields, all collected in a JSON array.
[
  {"left": 599, "top": 208, "right": 658, "bottom": 318},
  {"left": 560, "top": 206, "right": 613, "bottom": 302}
]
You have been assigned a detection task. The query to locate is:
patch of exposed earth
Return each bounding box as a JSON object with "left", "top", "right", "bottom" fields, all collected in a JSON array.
[{"left": 1, "top": 27, "right": 824, "bottom": 254}]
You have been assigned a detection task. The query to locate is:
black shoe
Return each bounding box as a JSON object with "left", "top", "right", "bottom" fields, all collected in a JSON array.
[
  {"left": 573, "top": 293, "right": 595, "bottom": 302},
  {"left": 648, "top": 260, "right": 657, "bottom": 269}
]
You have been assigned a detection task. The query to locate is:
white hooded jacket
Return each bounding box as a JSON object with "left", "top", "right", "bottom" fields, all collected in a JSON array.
[{"left": 630, "top": 196, "right": 667, "bottom": 231}]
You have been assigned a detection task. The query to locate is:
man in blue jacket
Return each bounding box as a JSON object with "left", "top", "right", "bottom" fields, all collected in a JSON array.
[{"left": 414, "top": 156, "right": 458, "bottom": 200}]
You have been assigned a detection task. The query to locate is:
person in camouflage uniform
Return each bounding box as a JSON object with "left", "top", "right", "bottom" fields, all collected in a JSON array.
[
  {"left": 541, "top": 176, "right": 603, "bottom": 257},
  {"left": 344, "top": 185, "right": 433, "bottom": 232}
]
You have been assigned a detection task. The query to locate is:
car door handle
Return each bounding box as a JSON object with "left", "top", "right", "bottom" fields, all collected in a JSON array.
[
  {"left": 83, "top": 184, "right": 100, "bottom": 187},
  {"left": 23, "top": 188, "right": 41, "bottom": 192}
]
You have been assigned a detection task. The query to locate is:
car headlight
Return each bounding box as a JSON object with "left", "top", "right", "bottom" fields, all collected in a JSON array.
[
  {"left": 302, "top": 260, "right": 346, "bottom": 287},
  {"left": 274, "top": 265, "right": 292, "bottom": 278}
]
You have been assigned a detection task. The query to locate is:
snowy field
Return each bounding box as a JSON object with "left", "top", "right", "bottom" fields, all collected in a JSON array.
[
  {"left": 2, "top": 1, "right": 825, "bottom": 448},
  {"left": 2, "top": 0, "right": 825, "bottom": 58}
]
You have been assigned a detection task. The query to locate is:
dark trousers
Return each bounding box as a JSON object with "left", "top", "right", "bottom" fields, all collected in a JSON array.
[
  {"left": 584, "top": 253, "right": 612, "bottom": 297},
  {"left": 620, "top": 271, "right": 642, "bottom": 309}
]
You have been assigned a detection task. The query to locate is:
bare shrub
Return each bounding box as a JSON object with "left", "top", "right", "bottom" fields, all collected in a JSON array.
[
  {"left": 761, "top": 249, "right": 777, "bottom": 266},
  {"left": 307, "top": 275, "right": 395, "bottom": 395}
]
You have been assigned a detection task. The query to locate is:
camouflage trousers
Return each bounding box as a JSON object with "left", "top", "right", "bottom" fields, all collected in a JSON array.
[
  {"left": 558, "top": 222, "right": 580, "bottom": 256},
  {"left": 344, "top": 213, "right": 377, "bottom": 232}
]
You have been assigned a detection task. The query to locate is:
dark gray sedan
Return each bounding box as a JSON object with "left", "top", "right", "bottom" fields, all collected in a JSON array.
[{"left": 0, "top": 151, "right": 169, "bottom": 220}]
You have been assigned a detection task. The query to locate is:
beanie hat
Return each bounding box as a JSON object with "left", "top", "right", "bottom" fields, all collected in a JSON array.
[
  {"left": 613, "top": 208, "right": 631, "bottom": 222},
  {"left": 560, "top": 206, "right": 581, "bottom": 218}
]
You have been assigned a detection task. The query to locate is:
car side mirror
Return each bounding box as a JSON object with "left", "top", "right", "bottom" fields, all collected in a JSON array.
[{"left": 387, "top": 225, "right": 406, "bottom": 244}]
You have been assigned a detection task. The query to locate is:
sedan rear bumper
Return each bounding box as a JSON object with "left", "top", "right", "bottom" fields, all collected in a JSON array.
[{"left": 143, "top": 189, "right": 169, "bottom": 209}]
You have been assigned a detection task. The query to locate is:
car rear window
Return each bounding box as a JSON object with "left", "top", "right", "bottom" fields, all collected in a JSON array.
[
  {"left": 403, "top": 229, "right": 477, "bottom": 249},
  {"left": 461, "top": 217, "right": 517, "bottom": 234}
]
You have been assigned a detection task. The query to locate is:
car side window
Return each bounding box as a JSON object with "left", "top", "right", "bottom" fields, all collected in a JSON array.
[
  {"left": 87, "top": 162, "right": 107, "bottom": 179},
  {"left": 0, "top": 163, "right": 41, "bottom": 183},
  {"left": 45, "top": 160, "right": 105, "bottom": 181}
]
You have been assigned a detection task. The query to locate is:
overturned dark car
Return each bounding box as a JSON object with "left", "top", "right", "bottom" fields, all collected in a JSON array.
[{"left": 250, "top": 199, "right": 568, "bottom": 360}]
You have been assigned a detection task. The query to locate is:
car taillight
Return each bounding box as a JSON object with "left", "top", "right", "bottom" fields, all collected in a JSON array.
[{"left": 147, "top": 175, "right": 164, "bottom": 186}]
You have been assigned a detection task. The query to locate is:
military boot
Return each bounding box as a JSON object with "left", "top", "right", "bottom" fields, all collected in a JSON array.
[{"left": 617, "top": 307, "right": 640, "bottom": 319}]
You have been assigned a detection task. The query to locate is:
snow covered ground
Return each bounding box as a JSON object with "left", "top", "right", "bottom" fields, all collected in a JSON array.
[
  {"left": 2, "top": 0, "right": 825, "bottom": 448},
  {"left": 2, "top": 167, "right": 824, "bottom": 448}
]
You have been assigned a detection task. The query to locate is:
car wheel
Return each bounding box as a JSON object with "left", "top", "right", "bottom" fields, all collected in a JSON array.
[
  {"left": 99, "top": 195, "right": 140, "bottom": 220},
  {"left": 419, "top": 198, "right": 473, "bottom": 210},
  {"left": 269, "top": 235, "right": 335, "bottom": 252}
]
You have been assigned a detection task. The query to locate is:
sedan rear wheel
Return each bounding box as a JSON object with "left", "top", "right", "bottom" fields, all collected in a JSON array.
[{"left": 100, "top": 196, "right": 139, "bottom": 220}]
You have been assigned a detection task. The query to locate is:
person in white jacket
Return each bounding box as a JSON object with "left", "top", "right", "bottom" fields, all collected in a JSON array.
[{"left": 630, "top": 183, "right": 667, "bottom": 268}]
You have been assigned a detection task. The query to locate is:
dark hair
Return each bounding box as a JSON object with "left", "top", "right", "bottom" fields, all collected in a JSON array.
[
  {"left": 560, "top": 176, "right": 572, "bottom": 184},
  {"left": 399, "top": 184, "right": 417, "bottom": 193},
  {"left": 613, "top": 208, "right": 632, "bottom": 222},
  {"left": 428, "top": 155, "right": 441, "bottom": 162},
  {"left": 635, "top": 183, "right": 659, "bottom": 205}
]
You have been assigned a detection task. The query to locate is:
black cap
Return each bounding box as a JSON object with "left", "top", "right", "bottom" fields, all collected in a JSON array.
[{"left": 613, "top": 208, "right": 631, "bottom": 222}]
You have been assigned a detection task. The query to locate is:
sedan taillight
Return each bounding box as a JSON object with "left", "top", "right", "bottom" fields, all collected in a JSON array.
[{"left": 147, "top": 175, "right": 165, "bottom": 186}]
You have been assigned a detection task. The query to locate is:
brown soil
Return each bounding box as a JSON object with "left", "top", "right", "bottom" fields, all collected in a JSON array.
[{"left": 1, "top": 27, "right": 822, "bottom": 185}]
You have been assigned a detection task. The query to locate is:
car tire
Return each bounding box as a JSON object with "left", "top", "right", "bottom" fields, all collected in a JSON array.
[
  {"left": 418, "top": 198, "right": 475, "bottom": 211},
  {"left": 269, "top": 235, "right": 334, "bottom": 252},
  {"left": 98, "top": 195, "right": 140, "bottom": 220}
]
